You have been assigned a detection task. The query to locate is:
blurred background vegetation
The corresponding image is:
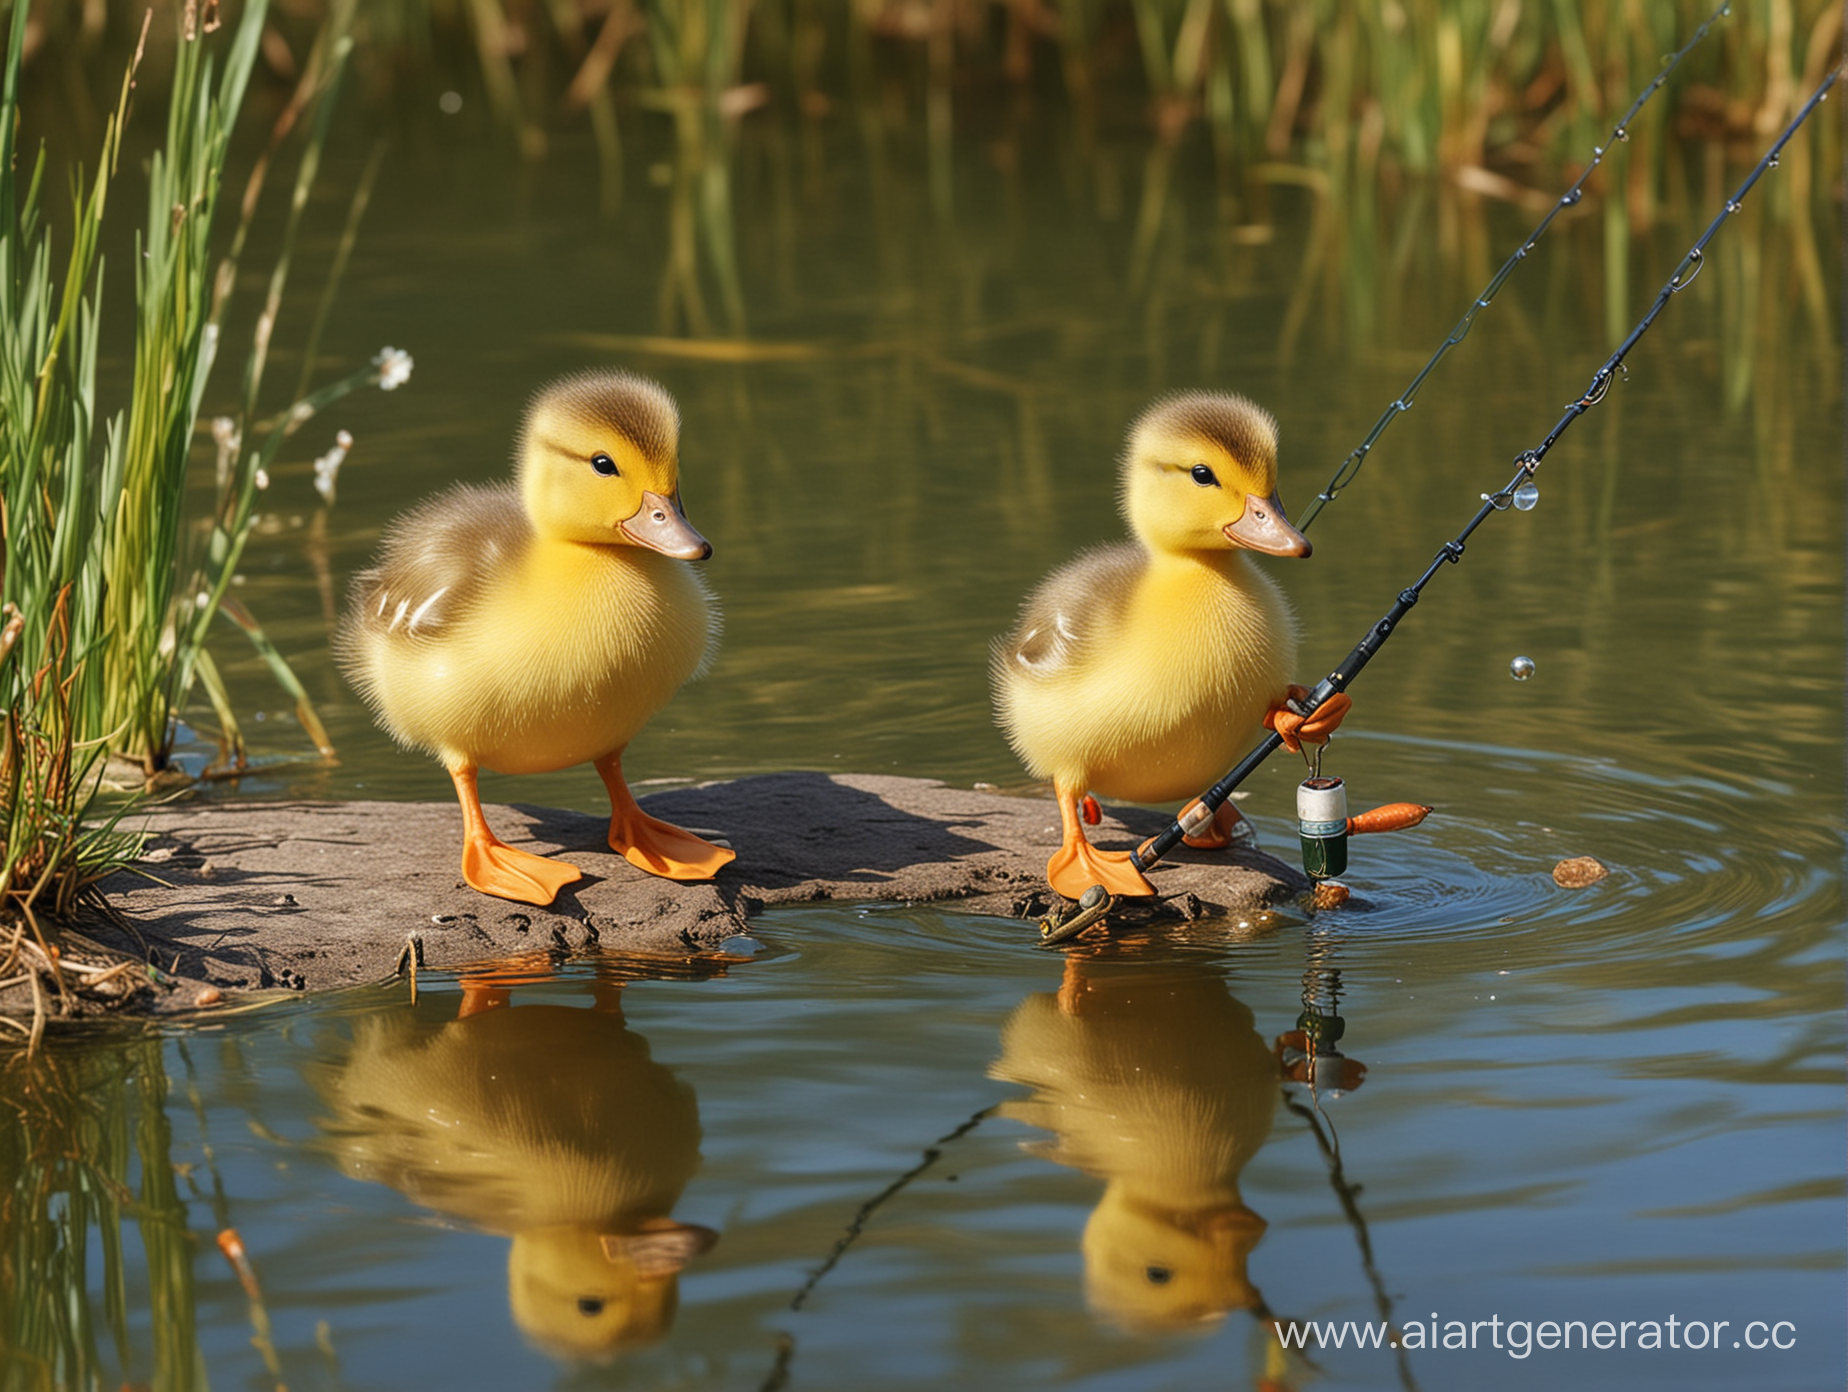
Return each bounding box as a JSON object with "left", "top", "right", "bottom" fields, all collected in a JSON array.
[
  {"left": 19, "top": 0, "right": 1844, "bottom": 338},
  {"left": 27, "top": 0, "right": 1842, "bottom": 175}
]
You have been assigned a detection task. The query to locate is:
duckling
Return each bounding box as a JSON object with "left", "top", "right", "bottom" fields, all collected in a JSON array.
[
  {"left": 992, "top": 392, "right": 1350, "bottom": 900},
  {"left": 338, "top": 370, "right": 734, "bottom": 906}
]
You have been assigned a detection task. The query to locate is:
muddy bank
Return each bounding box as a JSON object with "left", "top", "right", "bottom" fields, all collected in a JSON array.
[{"left": 46, "top": 773, "right": 1308, "bottom": 1015}]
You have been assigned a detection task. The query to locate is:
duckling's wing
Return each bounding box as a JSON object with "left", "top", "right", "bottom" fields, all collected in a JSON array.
[
  {"left": 344, "top": 483, "right": 530, "bottom": 640},
  {"left": 997, "top": 543, "right": 1142, "bottom": 680}
]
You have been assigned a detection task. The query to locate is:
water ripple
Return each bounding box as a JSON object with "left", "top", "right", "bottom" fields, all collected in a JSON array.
[{"left": 1266, "top": 737, "right": 1839, "bottom": 977}]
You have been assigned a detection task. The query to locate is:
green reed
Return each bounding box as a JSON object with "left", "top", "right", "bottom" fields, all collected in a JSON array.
[
  {"left": 0, "top": 0, "right": 136, "bottom": 924},
  {"left": 1, "top": 0, "right": 394, "bottom": 938},
  {"left": 96, "top": 2, "right": 267, "bottom": 775}
]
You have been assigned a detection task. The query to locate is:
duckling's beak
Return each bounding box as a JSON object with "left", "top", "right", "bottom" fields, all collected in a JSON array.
[
  {"left": 620, "top": 490, "right": 712, "bottom": 560},
  {"left": 1223, "top": 490, "right": 1310, "bottom": 557}
]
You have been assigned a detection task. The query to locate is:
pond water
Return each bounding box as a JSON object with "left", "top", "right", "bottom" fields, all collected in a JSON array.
[{"left": 4, "top": 81, "right": 1843, "bottom": 1392}]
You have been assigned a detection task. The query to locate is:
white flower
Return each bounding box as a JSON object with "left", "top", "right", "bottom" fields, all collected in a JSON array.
[
  {"left": 373, "top": 346, "right": 414, "bottom": 391},
  {"left": 313, "top": 429, "right": 354, "bottom": 504}
]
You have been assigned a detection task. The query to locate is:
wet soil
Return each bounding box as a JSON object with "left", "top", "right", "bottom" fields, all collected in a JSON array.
[{"left": 18, "top": 774, "right": 1308, "bottom": 1017}]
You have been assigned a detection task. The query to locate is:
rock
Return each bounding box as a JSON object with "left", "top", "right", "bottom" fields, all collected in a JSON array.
[{"left": 55, "top": 773, "right": 1309, "bottom": 1014}]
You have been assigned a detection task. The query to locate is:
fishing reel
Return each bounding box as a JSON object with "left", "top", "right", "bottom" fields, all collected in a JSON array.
[
  {"left": 1296, "top": 776, "right": 1353, "bottom": 880},
  {"left": 1294, "top": 749, "right": 1433, "bottom": 885}
]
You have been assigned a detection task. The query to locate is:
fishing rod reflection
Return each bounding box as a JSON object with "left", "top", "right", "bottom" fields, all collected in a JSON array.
[
  {"left": 311, "top": 953, "right": 724, "bottom": 1362},
  {"left": 989, "top": 943, "right": 1371, "bottom": 1350}
]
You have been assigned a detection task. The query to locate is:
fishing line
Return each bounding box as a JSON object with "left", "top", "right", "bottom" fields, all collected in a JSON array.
[
  {"left": 756, "top": 1104, "right": 997, "bottom": 1391},
  {"left": 1128, "top": 66, "right": 1841, "bottom": 881},
  {"left": 1294, "top": 0, "right": 1733, "bottom": 532}
]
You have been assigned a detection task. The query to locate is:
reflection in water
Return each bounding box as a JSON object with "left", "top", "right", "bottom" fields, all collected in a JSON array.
[
  {"left": 990, "top": 954, "right": 1280, "bottom": 1336},
  {"left": 989, "top": 943, "right": 1413, "bottom": 1389},
  {"left": 312, "top": 961, "right": 716, "bottom": 1361},
  {"left": 1279, "top": 933, "right": 1418, "bottom": 1392},
  {"left": 1276, "top": 931, "right": 1368, "bottom": 1099},
  {"left": 0, "top": 1039, "right": 205, "bottom": 1391}
]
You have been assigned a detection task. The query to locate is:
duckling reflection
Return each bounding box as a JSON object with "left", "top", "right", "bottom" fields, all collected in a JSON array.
[
  {"left": 989, "top": 955, "right": 1279, "bottom": 1334},
  {"left": 313, "top": 964, "right": 715, "bottom": 1360}
]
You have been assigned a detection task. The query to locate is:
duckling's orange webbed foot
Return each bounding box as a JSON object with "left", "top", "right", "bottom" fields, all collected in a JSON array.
[
  {"left": 596, "top": 753, "right": 736, "bottom": 881},
  {"left": 1049, "top": 839, "right": 1155, "bottom": 900},
  {"left": 1180, "top": 798, "right": 1257, "bottom": 851},
  {"left": 1264, "top": 684, "right": 1353, "bottom": 754},
  {"left": 462, "top": 838, "right": 584, "bottom": 905},
  {"left": 1049, "top": 785, "right": 1156, "bottom": 899},
  {"left": 612, "top": 811, "right": 735, "bottom": 881},
  {"left": 449, "top": 766, "right": 583, "bottom": 906}
]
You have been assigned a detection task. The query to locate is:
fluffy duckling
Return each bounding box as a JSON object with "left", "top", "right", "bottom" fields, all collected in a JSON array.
[
  {"left": 993, "top": 392, "right": 1349, "bottom": 900},
  {"left": 338, "top": 370, "right": 733, "bottom": 905}
]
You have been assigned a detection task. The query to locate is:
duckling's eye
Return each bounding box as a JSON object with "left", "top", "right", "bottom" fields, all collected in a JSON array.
[
  {"left": 1189, "top": 464, "right": 1219, "bottom": 487},
  {"left": 590, "top": 453, "right": 619, "bottom": 477},
  {"left": 1145, "top": 1266, "right": 1173, "bottom": 1286},
  {"left": 577, "top": 1297, "right": 606, "bottom": 1316}
]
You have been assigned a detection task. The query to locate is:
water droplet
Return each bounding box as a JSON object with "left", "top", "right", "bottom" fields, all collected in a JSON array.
[
  {"left": 1727, "top": 200, "right": 1742, "bottom": 212},
  {"left": 1510, "top": 655, "right": 1536, "bottom": 681},
  {"left": 1512, "top": 481, "right": 1540, "bottom": 511},
  {"left": 1768, "top": 153, "right": 1780, "bottom": 168},
  {"left": 1615, "top": 126, "right": 1629, "bottom": 142}
]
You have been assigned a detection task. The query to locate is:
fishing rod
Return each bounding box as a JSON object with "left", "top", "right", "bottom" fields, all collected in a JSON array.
[
  {"left": 1121, "top": 65, "right": 1841, "bottom": 887},
  {"left": 1294, "top": 0, "right": 1733, "bottom": 533}
]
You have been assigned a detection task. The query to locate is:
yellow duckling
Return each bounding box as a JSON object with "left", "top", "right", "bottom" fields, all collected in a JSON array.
[
  {"left": 992, "top": 392, "right": 1349, "bottom": 900},
  {"left": 338, "top": 369, "right": 734, "bottom": 905}
]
